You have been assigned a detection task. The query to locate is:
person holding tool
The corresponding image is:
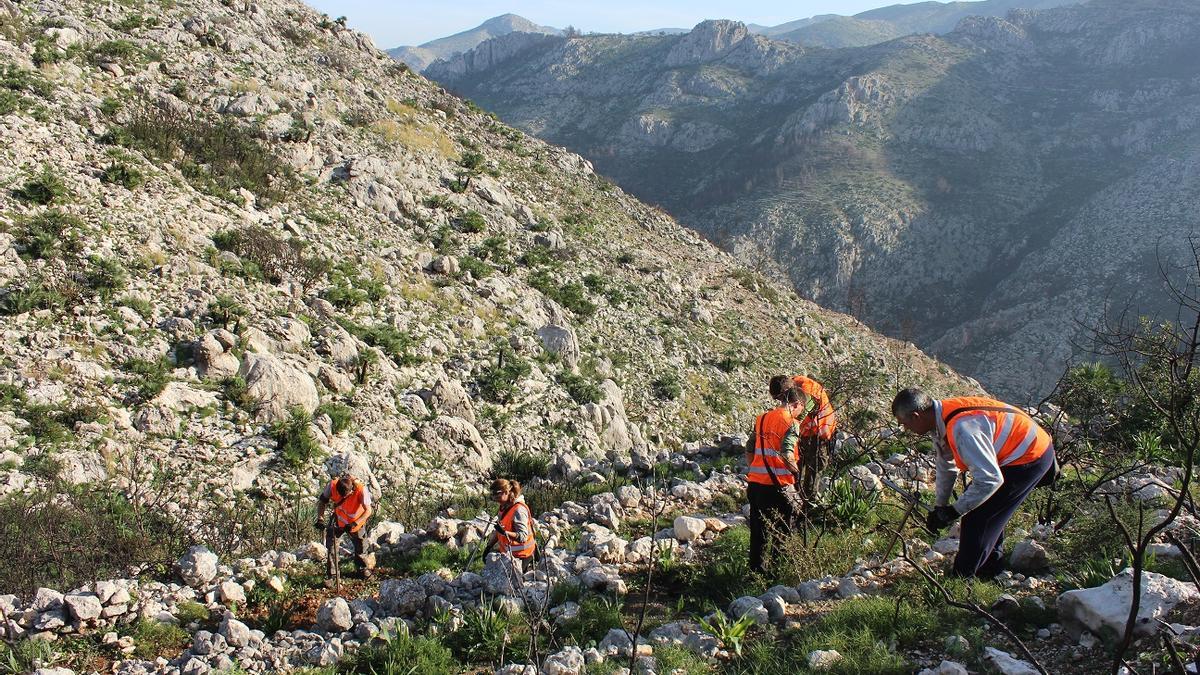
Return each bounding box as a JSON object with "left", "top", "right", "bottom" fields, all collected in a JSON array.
[
  {"left": 769, "top": 375, "right": 837, "bottom": 500},
  {"left": 891, "top": 388, "right": 1057, "bottom": 578},
  {"left": 482, "top": 477, "right": 537, "bottom": 572},
  {"left": 745, "top": 383, "right": 812, "bottom": 575},
  {"left": 315, "top": 471, "right": 374, "bottom": 583}
]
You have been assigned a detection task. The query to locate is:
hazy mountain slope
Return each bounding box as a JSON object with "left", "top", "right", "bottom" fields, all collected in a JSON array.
[
  {"left": 426, "top": 0, "right": 1200, "bottom": 398},
  {"left": 387, "top": 13, "right": 560, "bottom": 72}
]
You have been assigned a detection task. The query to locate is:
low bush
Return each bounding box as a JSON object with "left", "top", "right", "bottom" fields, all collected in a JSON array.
[
  {"left": 529, "top": 271, "right": 596, "bottom": 318},
  {"left": 652, "top": 373, "right": 682, "bottom": 401},
  {"left": 338, "top": 320, "right": 422, "bottom": 367},
  {"left": 491, "top": 448, "right": 550, "bottom": 483},
  {"left": 124, "top": 356, "right": 172, "bottom": 402},
  {"left": 338, "top": 630, "right": 459, "bottom": 674},
  {"left": 445, "top": 602, "right": 522, "bottom": 665},
  {"left": 83, "top": 255, "right": 127, "bottom": 300},
  {"left": 129, "top": 619, "right": 190, "bottom": 659},
  {"left": 559, "top": 372, "right": 603, "bottom": 404},
  {"left": 210, "top": 226, "right": 329, "bottom": 289},
  {"left": 316, "top": 402, "right": 353, "bottom": 434},
  {"left": 101, "top": 161, "right": 144, "bottom": 189},
  {"left": 456, "top": 210, "right": 486, "bottom": 233},
  {"left": 0, "top": 277, "right": 69, "bottom": 315},
  {"left": 476, "top": 345, "right": 531, "bottom": 403},
  {"left": 272, "top": 407, "right": 322, "bottom": 469},
  {"left": 16, "top": 209, "right": 83, "bottom": 260},
  {"left": 387, "top": 541, "right": 476, "bottom": 576},
  {"left": 457, "top": 255, "right": 492, "bottom": 279},
  {"left": 12, "top": 166, "right": 68, "bottom": 205},
  {"left": 560, "top": 595, "right": 623, "bottom": 646},
  {"left": 206, "top": 295, "right": 247, "bottom": 330}
]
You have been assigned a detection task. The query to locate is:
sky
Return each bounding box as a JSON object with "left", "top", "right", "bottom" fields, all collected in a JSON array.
[{"left": 306, "top": 1, "right": 938, "bottom": 49}]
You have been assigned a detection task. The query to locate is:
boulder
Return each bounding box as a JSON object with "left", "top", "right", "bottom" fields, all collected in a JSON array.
[
  {"left": 429, "top": 377, "right": 475, "bottom": 424},
  {"left": 536, "top": 324, "right": 580, "bottom": 371},
  {"left": 673, "top": 516, "right": 707, "bottom": 542},
  {"left": 1057, "top": 568, "right": 1200, "bottom": 639},
  {"left": 727, "top": 597, "right": 768, "bottom": 624},
  {"left": 482, "top": 553, "right": 523, "bottom": 596},
  {"left": 808, "top": 649, "right": 842, "bottom": 670},
  {"left": 316, "top": 597, "right": 353, "bottom": 633},
  {"left": 217, "top": 581, "right": 245, "bottom": 606},
  {"left": 63, "top": 592, "right": 103, "bottom": 623},
  {"left": 377, "top": 578, "right": 427, "bottom": 616},
  {"left": 918, "top": 661, "right": 970, "bottom": 675},
  {"left": 543, "top": 645, "right": 585, "bottom": 675},
  {"left": 195, "top": 332, "right": 239, "bottom": 380},
  {"left": 982, "top": 647, "right": 1038, "bottom": 675},
  {"left": 132, "top": 405, "right": 178, "bottom": 436},
  {"left": 238, "top": 352, "right": 319, "bottom": 423},
  {"left": 415, "top": 416, "right": 491, "bottom": 472},
  {"left": 1009, "top": 540, "right": 1049, "bottom": 573},
  {"left": 219, "top": 616, "right": 251, "bottom": 648},
  {"left": 177, "top": 546, "right": 219, "bottom": 588}
]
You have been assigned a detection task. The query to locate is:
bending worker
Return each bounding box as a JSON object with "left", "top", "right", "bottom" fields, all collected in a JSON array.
[
  {"left": 770, "top": 375, "right": 837, "bottom": 500},
  {"left": 315, "top": 471, "right": 374, "bottom": 582},
  {"left": 483, "top": 478, "right": 537, "bottom": 572},
  {"left": 891, "top": 388, "right": 1057, "bottom": 578},
  {"left": 745, "top": 385, "right": 811, "bottom": 574}
]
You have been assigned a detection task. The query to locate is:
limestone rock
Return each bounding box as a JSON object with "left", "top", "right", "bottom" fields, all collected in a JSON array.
[
  {"left": 1057, "top": 568, "right": 1200, "bottom": 639},
  {"left": 673, "top": 515, "right": 707, "bottom": 542},
  {"left": 316, "top": 597, "right": 353, "bottom": 633},
  {"left": 178, "top": 546, "right": 219, "bottom": 588},
  {"left": 536, "top": 324, "right": 580, "bottom": 371},
  {"left": 238, "top": 352, "right": 319, "bottom": 423},
  {"left": 982, "top": 647, "right": 1038, "bottom": 675}
]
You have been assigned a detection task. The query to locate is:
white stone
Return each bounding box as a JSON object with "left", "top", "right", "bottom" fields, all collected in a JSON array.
[
  {"left": 807, "top": 649, "right": 842, "bottom": 669},
  {"left": 673, "top": 515, "right": 707, "bottom": 542},
  {"left": 177, "top": 546, "right": 219, "bottom": 588},
  {"left": 982, "top": 647, "right": 1039, "bottom": 675},
  {"left": 316, "top": 597, "right": 353, "bottom": 633},
  {"left": 1057, "top": 568, "right": 1200, "bottom": 639}
]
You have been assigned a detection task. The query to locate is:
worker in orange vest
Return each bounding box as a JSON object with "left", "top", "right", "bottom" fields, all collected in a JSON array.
[
  {"left": 892, "top": 388, "right": 1057, "bottom": 578},
  {"left": 770, "top": 375, "right": 837, "bottom": 500},
  {"left": 745, "top": 386, "right": 811, "bottom": 574},
  {"left": 315, "top": 472, "right": 374, "bottom": 582},
  {"left": 483, "top": 477, "right": 537, "bottom": 572}
]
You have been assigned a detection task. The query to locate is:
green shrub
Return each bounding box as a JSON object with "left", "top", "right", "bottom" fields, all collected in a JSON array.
[
  {"left": 322, "top": 261, "right": 385, "bottom": 308},
  {"left": 821, "top": 478, "right": 879, "bottom": 529},
  {"left": 456, "top": 210, "right": 486, "bottom": 233},
  {"left": 90, "top": 40, "right": 142, "bottom": 65},
  {"left": 109, "top": 107, "right": 290, "bottom": 203},
  {"left": 117, "top": 295, "right": 155, "bottom": 320},
  {"left": 175, "top": 600, "right": 210, "bottom": 624},
  {"left": 273, "top": 407, "right": 322, "bottom": 469},
  {"left": 221, "top": 376, "right": 256, "bottom": 412},
  {"left": 446, "top": 602, "right": 520, "bottom": 665},
  {"left": 130, "top": 619, "right": 189, "bottom": 659},
  {"left": 559, "top": 372, "right": 603, "bottom": 404},
  {"left": 529, "top": 271, "right": 596, "bottom": 318},
  {"left": 388, "top": 541, "right": 475, "bottom": 576},
  {"left": 0, "top": 278, "right": 68, "bottom": 315},
  {"left": 316, "top": 402, "right": 353, "bottom": 434},
  {"left": 338, "top": 320, "right": 422, "bottom": 367},
  {"left": 12, "top": 166, "right": 68, "bottom": 205},
  {"left": 207, "top": 295, "right": 247, "bottom": 330},
  {"left": 424, "top": 194, "right": 455, "bottom": 210},
  {"left": 457, "top": 255, "right": 491, "bottom": 279},
  {"left": 476, "top": 345, "right": 530, "bottom": 403},
  {"left": 491, "top": 448, "right": 550, "bottom": 483},
  {"left": 560, "top": 595, "right": 623, "bottom": 646},
  {"left": 19, "top": 402, "right": 102, "bottom": 446},
  {"left": 17, "top": 210, "right": 82, "bottom": 260},
  {"left": 101, "top": 161, "right": 144, "bottom": 189},
  {"left": 0, "top": 637, "right": 59, "bottom": 674},
  {"left": 667, "top": 526, "right": 756, "bottom": 605},
  {"left": 209, "top": 226, "right": 329, "bottom": 289},
  {"left": 83, "top": 255, "right": 127, "bottom": 300},
  {"left": 124, "top": 357, "right": 172, "bottom": 402},
  {"left": 652, "top": 373, "right": 682, "bottom": 401},
  {"left": 702, "top": 380, "right": 735, "bottom": 414},
  {"left": 339, "top": 630, "right": 459, "bottom": 674}
]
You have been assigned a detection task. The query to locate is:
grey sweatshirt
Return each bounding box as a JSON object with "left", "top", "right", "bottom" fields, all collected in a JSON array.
[{"left": 932, "top": 400, "right": 1005, "bottom": 515}]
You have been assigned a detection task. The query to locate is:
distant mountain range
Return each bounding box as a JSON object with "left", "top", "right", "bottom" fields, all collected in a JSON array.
[
  {"left": 387, "top": 13, "right": 561, "bottom": 72},
  {"left": 423, "top": 0, "right": 1200, "bottom": 399},
  {"left": 390, "top": 0, "right": 1081, "bottom": 72}
]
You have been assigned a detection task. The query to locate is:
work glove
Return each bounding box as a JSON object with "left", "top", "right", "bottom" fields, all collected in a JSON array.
[{"left": 925, "top": 504, "right": 959, "bottom": 532}]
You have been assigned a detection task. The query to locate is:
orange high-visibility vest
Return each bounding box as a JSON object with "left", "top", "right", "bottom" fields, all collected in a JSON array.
[
  {"left": 792, "top": 376, "right": 837, "bottom": 440},
  {"left": 329, "top": 479, "right": 368, "bottom": 532},
  {"left": 497, "top": 497, "right": 536, "bottom": 559},
  {"left": 940, "top": 397, "right": 1052, "bottom": 472},
  {"left": 748, "top": 407, "right": 798, "bottom": 486}
]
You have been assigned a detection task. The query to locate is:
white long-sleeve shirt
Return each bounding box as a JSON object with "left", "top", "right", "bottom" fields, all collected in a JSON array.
[{"left": 931, "top": 400, "right": 1005, "bottom": 515}]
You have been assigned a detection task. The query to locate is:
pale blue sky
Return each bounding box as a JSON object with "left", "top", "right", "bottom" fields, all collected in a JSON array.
[{"left": 307, "top": 1, "right": 935, "bottom": 49}]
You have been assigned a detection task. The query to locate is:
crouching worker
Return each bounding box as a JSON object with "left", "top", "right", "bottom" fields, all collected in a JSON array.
[
  {"left": 483, "top": 478, "right": 537, "bottom": 572},
  {"left": 315, "top": 472, "right": 374, "bottom": 582},
  {"left": 745, "top": 385, "right": 810, "bottom": 575},
  {"left": 891, "top": 388, "right": 1057, "bottom": 578}
]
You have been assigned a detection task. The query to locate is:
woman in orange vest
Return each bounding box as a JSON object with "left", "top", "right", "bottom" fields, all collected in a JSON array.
[
  {"left": 770, "top": 375, "right": 837, "bottom": 500},
  {"left": 315, "top": 472, "right": 374, "bottom": 582},
  {"left": 483, "top": 477, "right": 537, "bottom": 572},
  {"left": 891, "top": 387, "right": 1057, "bottom": 578},
  {"left": 745, "top": 386, "right": 811, "bottom": 574}
]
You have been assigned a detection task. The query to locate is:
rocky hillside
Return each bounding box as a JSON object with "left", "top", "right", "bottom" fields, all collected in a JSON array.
[
  {"left": 0, "top": 0, "right": 973, "bottom": 577},
  {"left": 387, "top": 14, "right": 561, "bottom": 73},
  {"left": 426, "top": 0, "right": 1200, "bottom": 399}
]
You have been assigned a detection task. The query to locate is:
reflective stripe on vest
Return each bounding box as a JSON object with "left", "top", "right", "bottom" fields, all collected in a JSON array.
[
  {"left": 497, "top": 499, "right": 536, "bottom": 559},
  {"left": 329, "top": 479, "right": 367, "bottom": 532},
  {"left": 941, "top": 397, "right": 1052, "bottom": 472},
  {"left": 792, "top": 376, "right": 837, "bottom": 439},
  {"left": 748, "top": 407, "right": 797, "bottom": 486}
]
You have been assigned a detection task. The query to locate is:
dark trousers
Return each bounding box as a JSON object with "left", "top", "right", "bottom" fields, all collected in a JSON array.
[
  {"left": 325, "top": 523, "right": 366, "bottom": 574},
  {"left": 953, "top": 447, "right": 1056, "bottom": 578},
  {"left": 798, "top": 435, "right": 833, "bottom": 500},
  {"left": 748, "top": 483, "right": 795, "bottom": 574}
]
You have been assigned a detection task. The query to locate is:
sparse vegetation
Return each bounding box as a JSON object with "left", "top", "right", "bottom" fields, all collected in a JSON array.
[
  {"left": 272, "top": 407, "right": 322, "bottom": 469},
  {"left": 12, "top": 166, "right": 68, "bottom": 205}
]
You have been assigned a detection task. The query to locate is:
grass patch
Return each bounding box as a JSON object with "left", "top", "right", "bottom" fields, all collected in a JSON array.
[
  {"left": 12, "top": 166, "right": 68, "bottom": 205},
  {"left": 272, "top": 407, "right": 322, "bottom": 469},
  {"left": 337, "top": 629, "right": 459, "bottom": 674},
  {"left": 491, "top": 448, "right": 550, "bottom": 483},
  {"left": 316, "top": 402, "right": 353, "bottom": 434},
  {"left": 476, "top": 344, "right": 531, "bottom": 403}
]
